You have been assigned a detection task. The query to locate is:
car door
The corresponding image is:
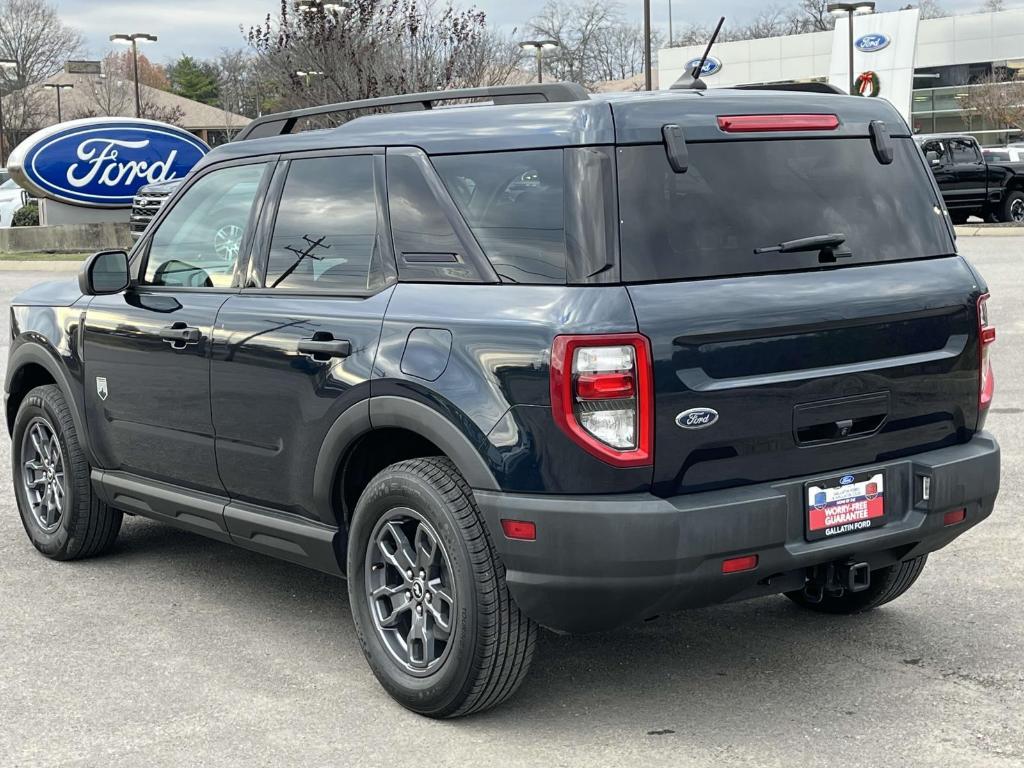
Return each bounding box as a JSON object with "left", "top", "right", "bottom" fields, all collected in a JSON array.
[
  {"left": 947, "top": 137, "right": 988, "bottom": 211},
  {"left": 210, "top": 150, "right": 394, "bottom": 526},
  {"left": 83, "top": 158, "right": 273, "bottom": 495},
  {"left": 921, "top": 139, "right": 957, "bottom": 208}
]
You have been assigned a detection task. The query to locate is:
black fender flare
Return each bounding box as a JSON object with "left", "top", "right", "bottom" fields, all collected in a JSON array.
[
  {"left": 312, "top": 395, "right": 500, "bottom": 525},
  {"left": 5, "top": 341, "right": 99, "bottom": 466}
]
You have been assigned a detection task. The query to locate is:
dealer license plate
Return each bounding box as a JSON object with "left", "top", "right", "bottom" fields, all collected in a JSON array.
[{"left": 805, "top": 471, "right": 886, "bottom": 541}]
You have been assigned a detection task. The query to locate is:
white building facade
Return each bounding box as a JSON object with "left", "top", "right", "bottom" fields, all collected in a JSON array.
[{"left": 658, "top": 8, "right": 1024, "bottom": 146}]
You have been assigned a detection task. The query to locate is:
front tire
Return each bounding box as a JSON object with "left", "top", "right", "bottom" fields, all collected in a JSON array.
[
  {"left": 11, "top": 385, "right": 122, "bottom": 560},
  {"left": 785, "top": 555, "right": 928, "bottom": 614},
  {"left": 347, "top": 457, "right": 536, "bottom": 718}
]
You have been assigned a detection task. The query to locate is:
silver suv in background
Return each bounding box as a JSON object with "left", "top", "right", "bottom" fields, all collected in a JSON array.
[{"left": 130, "top": 179, "right": 182, "bottom": 240}]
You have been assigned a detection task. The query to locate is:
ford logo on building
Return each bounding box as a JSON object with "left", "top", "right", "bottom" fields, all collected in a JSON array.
[
  {"left": 8, "top": 117, "right": 209, "bottom": 208},
  {"left": 675, "top": 408, "right": 720, "bottom": 430},
  {"left": 684, "top": 56, "right": 723, "bottom": 77},
  {"left": 855, "top": 33, "right": 891, "bottom": 53}
]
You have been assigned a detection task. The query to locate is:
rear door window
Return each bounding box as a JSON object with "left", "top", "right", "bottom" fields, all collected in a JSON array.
[
  {"left": 265, "top": 155, "right": 378, "bottom": 292},
  {"left": 618, "top": 138, "right": 954, "bottom": 282},
  {"left": 949, "top": 138, "right": 982, "bottom": 164},
  {"left": 433, "top": 150, "right": 566, "bottom": 284}
]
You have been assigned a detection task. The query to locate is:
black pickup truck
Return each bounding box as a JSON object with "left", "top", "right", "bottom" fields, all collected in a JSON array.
[{"left": 917, "top": 133, "right": 1024, "bottom": 224}]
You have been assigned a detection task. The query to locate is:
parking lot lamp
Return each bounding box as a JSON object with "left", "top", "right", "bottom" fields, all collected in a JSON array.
[
  {"left": 519, "top": 40, "right": 559, "bottom": 84},
  {"left": 109, "top": 33, "right": 158, "bottom": 118},
  {"left": 828, "top": 2, "right": 876, "bottom": 95},
  {"left": 42, "top": 83, "right": 74, "bottom": 124}
]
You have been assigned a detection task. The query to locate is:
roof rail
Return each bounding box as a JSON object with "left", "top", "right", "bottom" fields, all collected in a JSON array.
[
  {"left": 731, "top": 82, "right": 847, "bottom": 96},
  {"left": 233, "top": 82, "right": 590, "bottom": 142}
]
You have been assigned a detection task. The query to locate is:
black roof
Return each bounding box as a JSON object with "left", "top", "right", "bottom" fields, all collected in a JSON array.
[{"left": 198, "top": 87, "right": 909, "bottom": 169}]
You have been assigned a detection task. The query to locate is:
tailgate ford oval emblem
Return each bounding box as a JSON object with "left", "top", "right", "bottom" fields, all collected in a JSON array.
[{"left": 676, "top": 408, "right": 719, "bottom": 430}]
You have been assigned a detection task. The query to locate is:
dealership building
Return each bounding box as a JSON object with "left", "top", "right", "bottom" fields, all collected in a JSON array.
[{"left": 658, "top": 7, "right": 1024, "bottom": 146}]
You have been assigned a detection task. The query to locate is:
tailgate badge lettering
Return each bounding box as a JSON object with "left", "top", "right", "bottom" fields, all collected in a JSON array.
[{"left": 676, "top": 408, "right": 719, "bottom": 430}]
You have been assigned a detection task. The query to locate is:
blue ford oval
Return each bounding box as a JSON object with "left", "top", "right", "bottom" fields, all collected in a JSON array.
[
  {"left": 855, "top": 33, "right": 891, "bottom": 53},
  {"left": 8, "top": 117, "right": 208, "bottom": 208},
  {"left": 684, "top": 56, "right": 723, "bottom": 77}
]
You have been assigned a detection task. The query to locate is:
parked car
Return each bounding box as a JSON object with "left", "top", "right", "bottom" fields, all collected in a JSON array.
[
  {"left": 983, "top": 146, "right": 1024, "bottom": 163},
  {"left": 916, "top": 133, "right": 1024, "bottom": 223},
  {"left": 130, "top": 179, "right": 182, "bottom": 240},
  {"left": 6, "top": 84, "right": 1001, "bottom": 718},
  {"left": 0, "top": 177, "right": 32, "bottom": 228}
]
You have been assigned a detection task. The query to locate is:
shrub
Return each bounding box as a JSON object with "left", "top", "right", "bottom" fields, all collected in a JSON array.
[{"left": 12, "top": 202, "right": 39, "bottom": 227}]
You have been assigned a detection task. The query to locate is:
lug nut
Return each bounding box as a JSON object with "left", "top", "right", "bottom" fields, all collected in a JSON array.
[
  {"left": 416, "top": 605, "right": 423, "bottom": 614},
  {"left": 405, "top": 590, "right": 411, "bottom": 599},
  {"left": 426, "top": 593, "right": 432, "bottom": 603},
  {"left": 406, "top": 569, "right": 414, "bottom": 579},
  {"left": 419, "top": 569, "right": 425, "bottom": 578}
]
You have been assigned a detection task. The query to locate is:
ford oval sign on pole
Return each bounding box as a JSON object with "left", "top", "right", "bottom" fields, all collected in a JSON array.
[
  {"left": 7, "top": 117, "right": 208, "bottom": 208},
  {"left": 855, "top": 34, "right": 891, "bottom": 53},
  {"left": 684, "top": 56, "right": 723, "bottom": 77}
]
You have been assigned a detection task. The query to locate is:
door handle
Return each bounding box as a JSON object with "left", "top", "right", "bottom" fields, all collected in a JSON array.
[
  {"left": 298, "top": 336, "right": 352, "bottom": 361},
  {"left": 160, "top": 323, "right": 201, "bottom": 348}
]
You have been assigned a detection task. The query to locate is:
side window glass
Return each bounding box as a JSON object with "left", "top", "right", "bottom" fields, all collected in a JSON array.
[
  {"left": 950, "top": 139, "right": 981, "bottom": 164},
  {"left": 922, "top": 141, "right": 947, "bottom": 164},
  {"left": 387, "top": 152, "right": 465, "bottom": 259},
  {"left": 144, "top": 163, "right": 266, "bottom": 288},
  {"left": 265, "top": 155, "right": 378, "bottom": 292},
  {"left": 433, "top": 149, "right": 567, "bottom": 284}
]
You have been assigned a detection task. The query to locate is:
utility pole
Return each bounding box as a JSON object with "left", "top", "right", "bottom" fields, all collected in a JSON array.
[{"left": 643, "top": 0, "right": 653, "bottom": 90}]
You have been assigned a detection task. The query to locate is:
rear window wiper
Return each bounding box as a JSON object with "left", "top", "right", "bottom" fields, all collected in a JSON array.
[{"left": 754, "top": 233, "right": 847, "bottom": 255}]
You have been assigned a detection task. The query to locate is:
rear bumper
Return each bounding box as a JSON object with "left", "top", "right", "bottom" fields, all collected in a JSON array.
[{"left": 475, "top": 433, "right": 1000, "bottom": 633}]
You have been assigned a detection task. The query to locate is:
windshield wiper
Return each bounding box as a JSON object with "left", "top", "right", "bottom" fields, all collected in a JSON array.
[{"left": 754, "top": 233, "right": 847, "bottom": 255}]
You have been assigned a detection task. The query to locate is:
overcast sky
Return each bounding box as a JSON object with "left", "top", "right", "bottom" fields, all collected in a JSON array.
[{"left": 53, "top": 0, "right": 1000, "bottom": 63}]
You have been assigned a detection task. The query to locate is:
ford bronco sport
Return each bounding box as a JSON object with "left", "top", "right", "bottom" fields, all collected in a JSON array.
[{"left": 5, "top": 83, "right": 1001, "bottom": 718}]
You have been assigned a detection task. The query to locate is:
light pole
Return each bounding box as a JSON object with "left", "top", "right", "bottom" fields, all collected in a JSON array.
[
  {"left": 668, "top": 0, "right": 674, "bottom": 47},
  {"left": 109, "top": 32, "right": 158, "bottom": 118},
  {"left": 297, "top": 0, "right": 351, "bottom": 13},
  {"left": 296, "top": 70, "right": 324, "bottom": 88},
  {"left": 0, "top": 59, "right": 16, "bottom": 167},
  {"left": 828, "top": 2, "right": 876, "bottom": 95},
  {"left": 42, "top": 83, "right": 74, "bottom": 124},
  {"left": 643, "top": 0, "right": 652, "bottom": 90},
  {"left": 518, "top": 40, "right": 559, "bottom": 84}
]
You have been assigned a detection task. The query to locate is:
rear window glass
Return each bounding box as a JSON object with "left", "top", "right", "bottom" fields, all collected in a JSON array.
[
  {"left": 433, "top": 150, "right": 566, "bottom": 284},
  {"left": 618, "top": 138, "right": 953, "bottom": 282}
]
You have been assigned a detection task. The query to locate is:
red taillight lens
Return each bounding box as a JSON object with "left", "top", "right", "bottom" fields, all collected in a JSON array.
[
  {"left": 943, "top": 509, "right": 967, "bottom": 527},
  {"left": 501, "top": 519, "right": 537, "bottom": 541},
  {"left": 978, "top": 293, "right": 995, "bottom": 416},
  {"left": 550, "top": 333, "right": 653, "bottom": 468},
  {"left": 717, "top": 114, "right": 840, "bottom": 133}
]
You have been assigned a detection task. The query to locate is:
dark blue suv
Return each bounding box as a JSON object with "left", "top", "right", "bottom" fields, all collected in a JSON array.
[{"left": 5, "top": 83, "right": 1001, "bottom": 717}]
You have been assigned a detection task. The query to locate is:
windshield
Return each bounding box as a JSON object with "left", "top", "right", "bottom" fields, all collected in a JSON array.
[{"left": 618, "top": 137, "right": 954, "bottom": 282}]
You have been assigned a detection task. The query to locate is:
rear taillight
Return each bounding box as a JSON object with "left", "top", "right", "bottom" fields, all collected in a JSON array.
[
  {"left": 717, "top": 114, "right": 840, "bottom": 133},
  {"left": 978, "top": 293, "right": 995, "bottom": 418},
  {"left": 550, "top": 334, "right": 653, "bottom": 467}
]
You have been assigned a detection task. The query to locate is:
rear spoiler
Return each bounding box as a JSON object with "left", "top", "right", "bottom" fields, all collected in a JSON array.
[{"left": 733, "top": 83, "right": 847, "bottom": 96}]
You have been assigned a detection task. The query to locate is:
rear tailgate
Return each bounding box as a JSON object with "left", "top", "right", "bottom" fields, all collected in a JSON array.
[{"left": 612, "top": 92, "right": 983, "bottom": 497}]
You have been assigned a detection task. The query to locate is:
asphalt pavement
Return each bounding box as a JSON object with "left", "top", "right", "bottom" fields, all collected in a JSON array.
[{"left": 0, "top": 239, "right": 1021, "bottom": 767}]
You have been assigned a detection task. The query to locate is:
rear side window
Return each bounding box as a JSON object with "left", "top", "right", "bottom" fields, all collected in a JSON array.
[
  {"left": 265, "top": 155, "right": 377, "bottom": 292},
  {"left": 618, "top": 138, "right": 954, "bottom": 282},
  {"left": 433, "top": 150, "right": 566, "bottom": 284}
]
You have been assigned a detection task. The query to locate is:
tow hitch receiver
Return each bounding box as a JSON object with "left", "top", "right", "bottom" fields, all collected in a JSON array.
[{"left": 802, "top": 561, "right": 872, "bottom": 603}]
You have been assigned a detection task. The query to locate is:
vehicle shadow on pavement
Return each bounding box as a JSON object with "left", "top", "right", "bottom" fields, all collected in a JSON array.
[{"left": 98, "top": 516, "right": 957, "bottom": 736}]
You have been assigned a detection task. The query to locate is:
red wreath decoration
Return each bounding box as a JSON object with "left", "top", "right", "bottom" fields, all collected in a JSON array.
[{"left": 855, "top": 70, "right": 881, "bottom": 97}]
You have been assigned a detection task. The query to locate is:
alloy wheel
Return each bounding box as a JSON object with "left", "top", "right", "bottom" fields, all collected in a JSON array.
[
  {"left": 20, "top": 418, "right": 66, "bottom": 534},
  {"left": 365, "top": 508, "right": 457, "bottom": 676},
  {"left": 1010, "top": 198, "right": 1024, "bottom": 223}
]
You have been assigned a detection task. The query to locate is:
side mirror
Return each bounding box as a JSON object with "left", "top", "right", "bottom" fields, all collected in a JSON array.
[
  {"left": 79, "top": 250, "right": 129, "bottom": 296},
  {"left": 926, "top": 151, "right": 942, "bottom": 166}
]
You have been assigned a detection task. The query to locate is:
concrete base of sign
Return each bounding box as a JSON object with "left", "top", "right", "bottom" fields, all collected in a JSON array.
[
  {"left": 0, "top": 221, "right": 131, "bottom": 253},
  {"left": 40, "top": 199, "right": 130, "bottom": 227}
]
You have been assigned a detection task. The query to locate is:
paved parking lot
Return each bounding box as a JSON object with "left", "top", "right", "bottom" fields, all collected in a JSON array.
[{"left": 1, "top": 239, "right": 1021, "bottom": 767}]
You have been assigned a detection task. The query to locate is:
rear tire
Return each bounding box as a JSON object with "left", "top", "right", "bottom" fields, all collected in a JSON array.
[
  {"left": 11, "top": 385, "right": 122, "bottom": 560},
  {"left": 347, "top": 456, "right": 536, "bottom": 718},
  {"left": 784, "top": 555, "right": 928, "bottom": 614},
  {"left": 1000, "top": 190, "right": 1024, "bottom": 224}
]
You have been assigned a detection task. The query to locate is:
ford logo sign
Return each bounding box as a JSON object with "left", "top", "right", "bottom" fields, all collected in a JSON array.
[
  {"left": 8, "top": 117, "right": 208, "bottom": 208},
  {"left": 684, "top": 56, "right": 722, "bottom": 77},
  {"left": 854, "top": 34, "right": 890, "bottom": 53},
  {"left": 840, "top": 474, "right": 856, "bottom": 486},
  {"left": 675, "top": 408, "right": 719, "bottom": 430}
]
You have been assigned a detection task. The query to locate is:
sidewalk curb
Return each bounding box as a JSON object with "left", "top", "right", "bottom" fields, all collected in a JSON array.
[
  {"left": 955, "top": 226, "right": 1024, "bottom": 237},
  {"left": 0, "top": 261, "right": 83, "bottom": 271}
]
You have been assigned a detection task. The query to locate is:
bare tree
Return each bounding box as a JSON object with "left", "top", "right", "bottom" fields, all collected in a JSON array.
[
  {"left": 958, "top": 74, "right": 1024, "bottom": 133},
  {"left": 980, "top": 0, "right": 1006, "bottom": 11},
  {"left": 902, "top": 1, "right": 949, "bottom": 19},
  {"left": 799, "top": 0, "right": 837, "bottom": 31},
  {"left": 0, "top": 0, "right": 84, "bottom": 147},
  {"left": 246, "top": 0, "right": 521, "bottom": 116}
]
